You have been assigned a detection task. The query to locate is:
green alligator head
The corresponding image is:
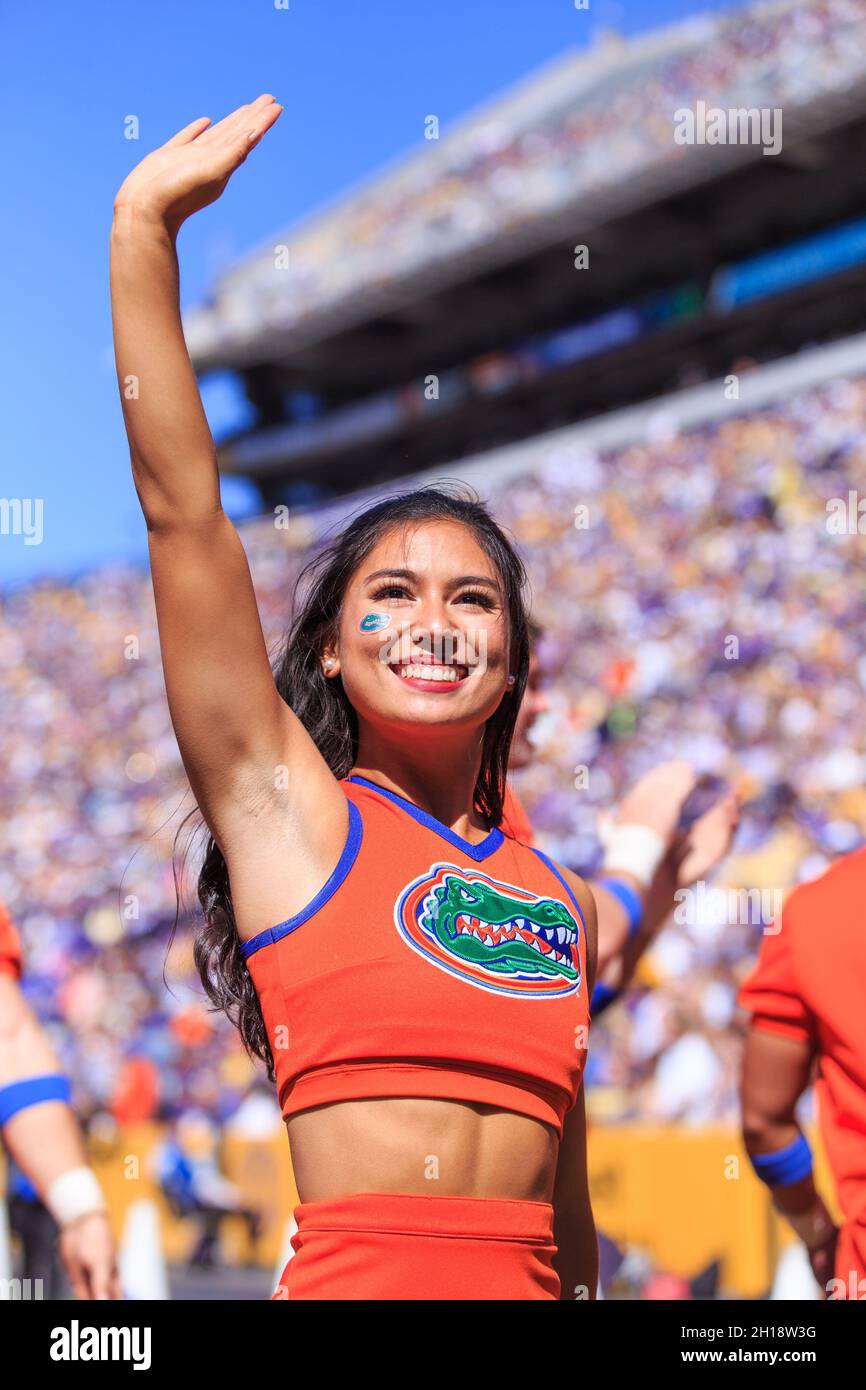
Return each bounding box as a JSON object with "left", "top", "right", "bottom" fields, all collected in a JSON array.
[{"left": 419, "top": 873, "right": 579, "bottom": 981}]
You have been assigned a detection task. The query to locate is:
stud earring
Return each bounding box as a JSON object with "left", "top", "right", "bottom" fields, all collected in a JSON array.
[
  {"left": 323, "top": 658, "right": 335, "bottom": 671},
  {"left": 507, "top": 674, "right": 516, "bottom": 686}
]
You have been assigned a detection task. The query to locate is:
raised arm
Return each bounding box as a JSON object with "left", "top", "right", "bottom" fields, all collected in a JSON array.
[{"left": 109, "top": 98, "right": 346, "bottom": 924}]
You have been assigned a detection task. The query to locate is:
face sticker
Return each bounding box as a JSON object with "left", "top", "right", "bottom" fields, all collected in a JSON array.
[{"left": 360, "top": 612, "right": 391, "bottom": 633}]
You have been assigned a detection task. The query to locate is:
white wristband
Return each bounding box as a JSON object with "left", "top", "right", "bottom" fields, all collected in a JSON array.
[
  {"left": 598, "top": 820, "right": 666, "bottom": 888},
  {"left": 45, "top": 1166, "right": 107, "bottom": 1227}
]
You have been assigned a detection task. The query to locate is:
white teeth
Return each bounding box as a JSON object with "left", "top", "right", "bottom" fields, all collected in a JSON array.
[
  {"left": 557, "top": 927, "right": 570, "bottom": 944},
  {"left": 396, "top": 663, "right": 460, "bottom": 682},
  {"left": 483, "top": 933, "right": 495, "bottom": 946}
]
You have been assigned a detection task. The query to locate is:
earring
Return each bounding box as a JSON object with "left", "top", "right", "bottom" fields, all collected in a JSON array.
[
  {"left": 323, "top": 658, "right": 335, "bottom": 671},
  {"left": 507, "top": 674, "right": 516, "bottom": 687}
]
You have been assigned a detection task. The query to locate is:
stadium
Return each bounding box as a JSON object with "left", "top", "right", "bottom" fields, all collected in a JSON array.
[{"left": 3, "top": 0, "right": 866, "bottom": 1317}]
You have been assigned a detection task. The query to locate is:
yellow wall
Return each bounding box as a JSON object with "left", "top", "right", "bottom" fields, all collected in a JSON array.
[
  {"left": 85, "top": 1124, "right": 300, "bottom": 1268},
  {"left": 5, "top": 1124, "right": 839, "bottom": 1294},
  {"left": 587, "top": 1125, "right": 838, "bottom": 1298}
]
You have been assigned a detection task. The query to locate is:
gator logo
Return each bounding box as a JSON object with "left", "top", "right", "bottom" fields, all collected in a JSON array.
[
  {"left": 359, "top": 612, "right": 391, "bottom": 633},
  {"left": 395, "top": 863, "right": 582, "bottom": 998}
]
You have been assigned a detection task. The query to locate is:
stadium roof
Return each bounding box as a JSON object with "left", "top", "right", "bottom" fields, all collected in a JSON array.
[{"left": 185, "top": 0, "right": 866, "bottom": 373}]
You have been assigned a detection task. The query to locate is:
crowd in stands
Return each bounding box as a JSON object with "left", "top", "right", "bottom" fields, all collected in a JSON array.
[
  {"left": 189, "top": 0, "right": 866, "bottom": 354},
  {"left": 2, "top": 368, "right": 866, "bottom": 1132}
]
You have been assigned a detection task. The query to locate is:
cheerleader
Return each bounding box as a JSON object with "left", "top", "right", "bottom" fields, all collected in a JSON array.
[{"left": 110, "top": 96, "right": 601, "bottom": 1298}]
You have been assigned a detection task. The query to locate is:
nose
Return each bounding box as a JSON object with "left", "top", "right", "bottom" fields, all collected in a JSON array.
[
  {"left": 409, "top": 621, "right": 460, "bottom": 662},
  {"left": 408, "top": 593, "right": 457, "bottom": 647}
]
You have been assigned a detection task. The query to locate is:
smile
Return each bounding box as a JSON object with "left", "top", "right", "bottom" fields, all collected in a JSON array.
[
  {"left": 389, "top": 660, "right": 471, "bottom": 690},
  {"left": 396, "top": 663, "right": 466, "bottom": 682}
]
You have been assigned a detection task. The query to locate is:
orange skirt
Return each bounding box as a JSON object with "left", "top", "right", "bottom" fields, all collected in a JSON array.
[{"left": 273, "top": 1191, "right": 560, "bottom": 1300}]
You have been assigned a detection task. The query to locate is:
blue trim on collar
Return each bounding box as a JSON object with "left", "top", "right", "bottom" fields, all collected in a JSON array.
[
  {"left": 241, "top": 800, "right": 364, "bottom": 958},
  {"left": 530, "top": 847, "right": 588, "bottom": 934},
  {"left": 531, "top": 847, "right": 588, "bottom": 993},
  {"left": 346, "top": 775, "right": 504, "bottom": 862}
]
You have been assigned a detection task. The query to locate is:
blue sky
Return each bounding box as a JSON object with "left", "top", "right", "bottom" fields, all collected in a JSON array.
[{"left": 0, "top": 0, "right": 744, "bottom": 586}]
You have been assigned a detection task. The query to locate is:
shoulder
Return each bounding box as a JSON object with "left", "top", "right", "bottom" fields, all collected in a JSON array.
[
  {"left": 754, "top": 846, "right": 865, "bottom": 962},
  {"left": 548, "top": 861, "right": 598, "bottom": 995},
  {"left": 788, "top": 844, "right": 866, "bottom": 916},
  {"left": 500, "top": 784, "right": 535, "bottom": 845},
  {"left": 555, "top": 864, "right": 596, "bottom": 928}
]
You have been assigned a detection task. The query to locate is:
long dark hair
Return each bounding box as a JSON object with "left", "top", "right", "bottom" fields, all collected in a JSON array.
[{"left": 193, "top": 484, "right": 531, "bottom": 1077}]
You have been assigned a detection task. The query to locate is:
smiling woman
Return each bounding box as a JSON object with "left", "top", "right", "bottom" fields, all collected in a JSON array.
[{"left": 109, "top": 97, "right": 598, "bottom": 1301}]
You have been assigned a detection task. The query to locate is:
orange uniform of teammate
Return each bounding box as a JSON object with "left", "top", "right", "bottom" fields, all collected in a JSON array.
[
  {"left": 245, "top": 776, "right": 591, "bottom": 1300},
  {"left": 0, "top": 900, "right": 22, "bottom": 980},
  {"left": 738, "top": 847, "right": 866, "bottom": 1290}
]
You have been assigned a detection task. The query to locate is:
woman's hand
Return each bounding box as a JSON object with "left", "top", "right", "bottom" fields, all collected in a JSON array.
[
  {"left": 59, "top": 1211, "right": 122, "bottom": 1300},
  {"left": 114, "top": 93, "right": 282, "bottom": 235}
]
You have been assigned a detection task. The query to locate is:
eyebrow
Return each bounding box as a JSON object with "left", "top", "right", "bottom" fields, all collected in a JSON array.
[{"left": 364, "top": 568, "right": 501, "bottom": 593}]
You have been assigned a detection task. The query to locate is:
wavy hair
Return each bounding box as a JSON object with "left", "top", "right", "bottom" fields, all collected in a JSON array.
[{"left": 192, "top": 485, "right": 531, "bottom": 1076}]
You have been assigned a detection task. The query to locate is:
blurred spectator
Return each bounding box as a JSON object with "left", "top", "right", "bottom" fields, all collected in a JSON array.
[{"left": 153, "top": 1113, "right": 262, "bottom": 1268}]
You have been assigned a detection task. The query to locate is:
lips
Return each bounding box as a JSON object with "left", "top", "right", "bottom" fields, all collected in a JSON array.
[
  {"left": 395, "top": 662, "right": 467, "bottom": 682},
  {"left": 387, "top": 654, "right": 471, "bottom": 689}
]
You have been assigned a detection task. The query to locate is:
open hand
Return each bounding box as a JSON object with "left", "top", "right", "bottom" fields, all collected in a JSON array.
[
  {"left": 114, "top": 94, "right": 282, "bottom": 235},
  {"left": 59, "top": 1211, "right": 121, "bottom": 1300}
]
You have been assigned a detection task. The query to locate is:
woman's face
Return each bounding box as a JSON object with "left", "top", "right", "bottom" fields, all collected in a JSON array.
[{"left": 326, "top": 520, "right": 512, "bottom": 740}]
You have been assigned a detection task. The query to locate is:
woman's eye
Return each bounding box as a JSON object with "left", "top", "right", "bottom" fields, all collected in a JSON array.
[
  {"left": 456, "top": 590, "right": 495, "bottom": 608},
  {"left": 371, "top": 584, "right": 412, "bottom": 601}
]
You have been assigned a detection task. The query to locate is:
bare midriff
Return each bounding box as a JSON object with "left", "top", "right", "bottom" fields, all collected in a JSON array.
[{"left": 286, "top": 1095, "right": 560, "bottom": 1204}]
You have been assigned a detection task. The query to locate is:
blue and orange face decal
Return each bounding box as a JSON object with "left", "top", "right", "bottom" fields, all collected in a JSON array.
[
  {"left": 394, "top": 862, "right": 582, "bottom": 998},
  {"left": 360, "top": 612, "right": 391, "bottom": 633}
]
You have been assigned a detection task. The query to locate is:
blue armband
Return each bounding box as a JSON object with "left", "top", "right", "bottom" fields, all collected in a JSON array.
[
  {"left": 749, "top": 1134, "right": 813, "bottom": 1188},
  {"left": 591, "top": 981, "right": 619, "bottom": 1016},
  {"left": 596, "top": 875, "right": 643, "bottom": 940},
  {"left": 0, "top": 1074, "right": 71, "bottom": 1128}
]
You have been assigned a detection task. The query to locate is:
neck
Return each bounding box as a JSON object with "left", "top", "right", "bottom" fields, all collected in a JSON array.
[{"left": 352, "top": 727, "right": 490, "bottom": 834}]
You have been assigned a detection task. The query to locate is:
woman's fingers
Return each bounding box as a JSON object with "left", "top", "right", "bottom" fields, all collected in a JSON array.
[
  {"left": 210, "top": 100, "right": 282, "bottom": 174},
  {"left": 201, "top": 93, "right": 277, "bottom": 145},
  {"left": 164, "top": 115, "right": 213, "bottom": 147},
  {"left": 246, "top": 100, "right": 282, "bottom": 145},
  {"left": 212, "top": 98, "right": 282, "bottom": 165}
]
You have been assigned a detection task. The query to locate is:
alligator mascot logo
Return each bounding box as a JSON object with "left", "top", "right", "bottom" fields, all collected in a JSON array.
[{"left": 395, "top": 863, "right": 582, "bottom": 998}]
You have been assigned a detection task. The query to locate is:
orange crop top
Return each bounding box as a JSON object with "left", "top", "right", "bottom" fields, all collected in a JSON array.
[{"left": 243, "top": 776, "right": 590, "bottom": 1136}]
